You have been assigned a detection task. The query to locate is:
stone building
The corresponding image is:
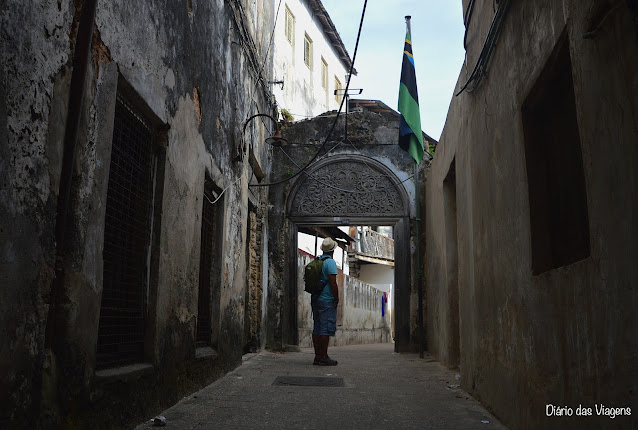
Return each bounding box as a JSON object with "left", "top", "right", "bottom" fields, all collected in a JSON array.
[
  {"left": 1, "top": 0, "right": 276, "bottom": 427},
  {"left": 425, "top": 1, "right": 638, "bottom": 429}
]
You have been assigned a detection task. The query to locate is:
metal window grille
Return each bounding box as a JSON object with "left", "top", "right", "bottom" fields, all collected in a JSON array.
[
  {"left": 96, "top": 98, "right": 153, "bottom": 369},
  {"left": 196, "top": 188, "right": 217, "bottom": 346}
]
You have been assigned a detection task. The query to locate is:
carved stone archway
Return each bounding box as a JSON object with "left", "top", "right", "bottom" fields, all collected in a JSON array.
[
  {"left": 288, "top": 155, "right": 408, "bottom": 220},
  {"left": 285, "top": 154, "right": 413, "bottom": 351}
]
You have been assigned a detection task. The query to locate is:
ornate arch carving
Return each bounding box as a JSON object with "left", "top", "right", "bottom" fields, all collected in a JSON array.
[{"left": 287, "top": 155, "right": 410, "bottom": 218}]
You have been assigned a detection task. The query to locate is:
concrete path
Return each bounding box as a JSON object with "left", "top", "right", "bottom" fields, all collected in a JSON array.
[{"left": 134, "top": 343, "right": 507, "bottom": 430}]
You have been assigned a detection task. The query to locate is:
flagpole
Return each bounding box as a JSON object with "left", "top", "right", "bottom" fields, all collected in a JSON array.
[{"left": 405, "top": 14, "right": 425, "bottom": 360}]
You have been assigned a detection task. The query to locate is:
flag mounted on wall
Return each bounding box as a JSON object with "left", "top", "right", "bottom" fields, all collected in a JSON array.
[{"left": 398, "top": 16, "right": 424, "bottom": 164}]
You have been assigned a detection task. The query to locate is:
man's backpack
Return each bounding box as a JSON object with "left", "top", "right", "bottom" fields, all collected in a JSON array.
[{"left": 303, "top": 257, "right": 325, "bottom": 294}]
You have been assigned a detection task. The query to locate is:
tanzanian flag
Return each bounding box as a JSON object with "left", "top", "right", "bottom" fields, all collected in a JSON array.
[{"left": 398, "top": 30, "right": 424, "bottom": 164}]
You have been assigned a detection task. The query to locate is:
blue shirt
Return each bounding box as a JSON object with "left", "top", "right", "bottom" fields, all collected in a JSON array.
[{"left": 318, "top": 253, "right": 337, "bottom": 302}]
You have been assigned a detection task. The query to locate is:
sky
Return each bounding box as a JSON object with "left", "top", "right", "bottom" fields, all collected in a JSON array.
[{"left": 319, "top": 0, "right": 467, "bottom": 141}]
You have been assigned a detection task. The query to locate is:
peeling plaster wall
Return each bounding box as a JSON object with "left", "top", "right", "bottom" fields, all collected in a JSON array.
[
  {"left": 1, "top": 0, "right": 275, "bottom": 427},
  {"left": 244, "top": 205, "right": 266, "bottom": 353},
  {"left": 1, "top": 1, "right": 75, "bottom": 425},
  {"left": 426, "top": 1, "right": 638, "bottom": 429}
]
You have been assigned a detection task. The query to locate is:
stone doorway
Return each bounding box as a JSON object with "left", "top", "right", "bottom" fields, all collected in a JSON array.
[{"left": 268, "top": 153, "right": 415, "bottom": 352}]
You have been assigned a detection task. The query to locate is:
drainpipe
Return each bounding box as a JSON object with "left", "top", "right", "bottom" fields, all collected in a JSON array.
[
  {"left": 45, "top": 0, "right": 99, "bottom": 348},
  {"left": 415, "top": 163, "right": 425, "bottom": 359},
  {"left": 406, "top": 14, "right": 425, "bottom": 360}
]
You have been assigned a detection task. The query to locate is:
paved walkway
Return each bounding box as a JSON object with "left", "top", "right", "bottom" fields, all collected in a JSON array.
[{"left": 134, "top": 343, "right": 507, "bottom": 430}]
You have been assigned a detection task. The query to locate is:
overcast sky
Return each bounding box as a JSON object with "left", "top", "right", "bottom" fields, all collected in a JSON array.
[{"left": 319, "top": 0, "right": 467, "bottom": 141}]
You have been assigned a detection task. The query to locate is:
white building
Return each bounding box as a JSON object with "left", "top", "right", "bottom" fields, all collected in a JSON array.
[{"left": 273, "top": 0, "right": 356, "bottom": 121}]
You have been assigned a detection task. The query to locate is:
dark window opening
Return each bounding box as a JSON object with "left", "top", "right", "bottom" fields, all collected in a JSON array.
[
  {"left": 196, "top": 178, "right": 222, "bottom": 347},
  {"left": 97, "top": 97, "right": 154, "bottom": 369},
  {"left": 522, "top": 30, "right": 590, "bottom": 275}
]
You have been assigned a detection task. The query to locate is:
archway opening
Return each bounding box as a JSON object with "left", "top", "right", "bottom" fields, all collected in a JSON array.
[
  {"left": 296, "top": 224, "right": 395, "bottom": 348},
  {"left": 283, "top": 154, "right": 414, "bottom": 352}
]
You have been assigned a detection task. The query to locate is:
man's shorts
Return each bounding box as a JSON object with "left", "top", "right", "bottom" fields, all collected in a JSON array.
[{"left": 312, "top": 298, "right": 337, "bottom": 336}]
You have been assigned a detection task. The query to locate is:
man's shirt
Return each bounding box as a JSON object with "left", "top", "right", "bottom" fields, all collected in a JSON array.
[{"left": 318, "top": 253, "right": 337, "bottom": 302}]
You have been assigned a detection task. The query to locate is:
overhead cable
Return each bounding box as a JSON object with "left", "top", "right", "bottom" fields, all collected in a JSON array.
[
  {"left": 456, "top": 0, "right": 512, "bottom": 96},
  {"left": 462, "top": 0, "right": 476, "bottom": 49},
  {"left": 227, "top": 0, "right": 275, "bottom": 107}
]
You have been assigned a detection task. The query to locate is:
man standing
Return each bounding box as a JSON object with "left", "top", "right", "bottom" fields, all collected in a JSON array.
[{"left": 311, "top": 237, "right": 339, "bottom": 366}]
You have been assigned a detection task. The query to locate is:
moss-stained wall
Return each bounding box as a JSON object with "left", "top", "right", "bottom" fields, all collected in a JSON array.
[
  {"left": 1, "top": 0, "right": 275, "bottom": 428},
  {"left": 426, "top": 1, "right": 638, "bottom": 429}
]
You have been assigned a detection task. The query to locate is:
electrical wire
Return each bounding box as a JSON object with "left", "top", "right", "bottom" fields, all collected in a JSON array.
[
  {"left": 230, "top": 0, "right": 284, "bottom": 188},
  {"left": 204, "top": 175, "right": 243, "bottom": 205},
  {"left": 263, "top": 0, "right": 283, "bottom": 72},
  {"left": 463, "top": 0, "right": 476, "bottom": 49},
  {"left": 458, "top": 0, "right": 511, "bottom": 94},
  {"left": 456, "top": 0, "right": 511, "bottom": 96},
  {"left": 227, "top": 0, "right": 275, "bottom": 106},
  {"left": 244, "top": 0, "right": 283, "bottom": 112},
  {"left": 203, "top": 0, "right": 285, "bottom": 204},
  {"left": 248, "top": 0, "right": 368, "bottom": 188}
]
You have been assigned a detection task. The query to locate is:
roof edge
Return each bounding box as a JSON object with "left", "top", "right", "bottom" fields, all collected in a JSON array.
[{"left": 306, "top": 0, "right": 358, "bottom": 76}]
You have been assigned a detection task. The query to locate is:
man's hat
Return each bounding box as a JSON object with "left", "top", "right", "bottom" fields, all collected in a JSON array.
[{"left": 320, "top": 237, "right": 337, "bottom": 252}]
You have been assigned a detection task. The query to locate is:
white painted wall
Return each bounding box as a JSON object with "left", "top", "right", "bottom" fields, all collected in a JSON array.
[
  {"left": 358, "top": 263, "right": 394, "bottom": 286},
  {"left": 273, "top": 0, "right": 350, "bottom": 121},
  {"left": 358, "top": 264, "right": 393, "bottom": 338}
]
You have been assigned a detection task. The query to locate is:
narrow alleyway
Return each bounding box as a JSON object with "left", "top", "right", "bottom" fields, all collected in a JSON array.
[{"left": 134, "top": 344, "right": 506, "bottom": 430}]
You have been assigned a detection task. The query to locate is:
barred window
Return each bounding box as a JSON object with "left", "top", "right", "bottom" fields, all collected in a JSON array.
[
  {"left": 96, "top": 97, "right": 154, "bottom": 369},
  {"left": 197, "top": 179, "right": 223, "bottom": 347}
]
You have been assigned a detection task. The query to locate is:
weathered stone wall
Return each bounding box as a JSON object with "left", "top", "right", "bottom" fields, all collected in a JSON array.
[
  {"left": 1, "top": 0, "right": 275, "bottom": 427},
  {"left": 426, "top": 1, "right": 638, "bottom": 429},
  {"left": 1, "top": 2, "right": 74, "bottom": 425},
  {"left": 244, "top": 204, "right": 266, "bottom": 353}
]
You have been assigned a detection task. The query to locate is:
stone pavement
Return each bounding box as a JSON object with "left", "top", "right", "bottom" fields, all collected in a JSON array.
[{"left": 134, "top": 343, "right": 507, "bottom": 430}]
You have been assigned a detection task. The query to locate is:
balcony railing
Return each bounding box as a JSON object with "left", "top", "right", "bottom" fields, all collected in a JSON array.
[{"left": 355, "top": 228, "right": 394, "bottom": 261}]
